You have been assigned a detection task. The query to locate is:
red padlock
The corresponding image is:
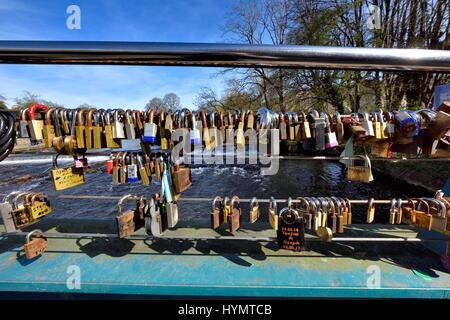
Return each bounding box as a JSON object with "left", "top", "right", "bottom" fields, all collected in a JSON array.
[
  {"left": 106, "top": 154, "right": 114, "bottom": 174},
  {"left": 27, "top": 103, "right": 49, "bottom": 140}
]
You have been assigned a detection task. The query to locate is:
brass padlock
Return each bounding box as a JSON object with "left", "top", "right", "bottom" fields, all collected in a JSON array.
[
  {"left": 11, "top": 192, "right": 33, "bottom": 229},
  {"left": 43, "top": 108, "right": 56, "bottom": 148},
  {"left": 27, "top": 104, "right": 48, "bottom": 141},
  {"left": 229, "top": 196, "right": 241, "bottom": 233},
  {"left": 51, "top": 154, "right": 85, "bottom": 191},
  {"left": 367, "top": 198, "right": 375, "bottom": 223},
  {"left": 116, "top": 194, "right": 137, "bottom": 238},
  {"left": 401, "top": 198, "right": 416, "bottom": 224},
  {"left": 172, "top": 163, "right": 192, "bottom": 194},
  {"left": 268, "top": 197, "right": 278, "bottom": 230},
  {"left": 24, "top": 229, "right": 48, "bottom": 260},
  {"left": 249, "top": 197, "right": 260, "bottom": 223},
  {"left": 25, "top": 192, "right": 52, "bottom": 220},
  {"left": 210, "top": 196, "right": 223, "bottom": 230},
  {"left": 414, "top": 199, "right": 433, "bottom": 231}
]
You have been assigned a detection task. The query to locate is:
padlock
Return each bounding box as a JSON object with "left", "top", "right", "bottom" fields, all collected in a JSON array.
[
  {"left": 384, "top": 111, "right": 396, "bottom": 138},
  {"left": 414, "top": 198, "right": 433, "bottom": 231},
  {"left": 277, "top": 198, "right": 305, "bottom": 251},
  {"left": 347, "top": 155, "right": 374, "bottom": 183},
  {"left": 127, "top": 153, "right": 139, "bottom": 183},
  {"left": 43, "top": 108, "right": 56, "bottom": 148},
  {"left": 210, "top": 196, "right": 224, "bottom": 229},
  {"left": 367, "top": 198, "right": 375, "bottom": 223},
  {"left": 222, "top": 196, "right": 232, "bottom": 227},
  {"left": 389, "top": 199, "right": 397, "bottom": 224},
  {"left": 209, "top": 111, "right": 219, "bottom": 148},
  {"left": 64, "top": 109, "right": 87, "bottom": 155},
  {"left": 112, "top": 152, "right": 121, "bottom": 184},
  {"left": 334, "top": 112, "right": 344, "bottom": 143},
  {"left": 116, "top": 194, "right": 137, "bottom": 238},
  {"left": 137, "top": 154, "right": 150, "bottom": 186},
  {"left": 25, "top": 192, "right": 52, "bottom": 220},
  {"left": 236, "top": 112, "right": 245, "bottom": 150},
  {"left": 104, "top": 110, "right": 121, "bottom": 148},
  {"left": 401, "top": 198, "right": 417, "bottom": 224},
  {"left": 297, "top": 197, "right": 312, "bottom": 230},
  {"left": 362, "top": 112, "right": 375, "bottom": 137},
  {"left": 305, "top": 111, "right": 325, "bottom": 151},
  {"left": 395, "top": 198, "right": 403, "bottom": 224},
  {"left": 119, "top": 152, "right": 128, "bottom": 184},
  {"left": 159, "top": 111, "right": 169, "bottom": 150},
  {"left": 322, "top": 112, "right": 338, "bottom": 148},
  {"left": 11, "top": 192, "right": 32, "bottom": 229},
  {"left": 279, "top": 113, "right": 287, "bottom": 140},
  {"left": 229, "top": 195, "right": 241, "bottom": 233},
  {"left": 377, "top": 110, "right": 387, "bottom": 139},
  {"left": 51, "top": 109, "right": 66, "bottom": 154},
  {"left": 249, "top": 197, "right": 260, "bottom": 223},
  {"left": 0, "top": 191, "right": 24, "bottom": 232},
  {"left": 372, "top": 112, "right": 382, "bottom": 139},
  {"left": 200, "top": 111, "right": 211, "bottom": 150},
  {"left": 27, "top": 103, "right": 48, "bottom": 141},
  {"left": 301, "top": 112, "right": 311, "bottom": 140},
  {"left": 18, "top": 109, "right": 30, "bottom": 138},
  {"left": 331, "top": 197, "right": 345, "bottom": 233},
  {"left": 24, "top": 229, "right": 48, "bottom": 260},
  {"left": 394, "top": 110, "right": 418, "bottom": 144},
  {"left": 247, "top": 110, "right": 255, "bottom": 130},
  {"left": 428, "top": 198, "right": 448, "bottom": 233},
  {"left": 106, "top": 153, "right": 114, "bottom": 174},
  {"left": 84, "top": 108, "right": 95, "bottom": 149},
  {"left": 287, "top": 113, "right": 296, "bottom": 141},
  {"left": 167, "top": 201, "right": 179, "bottom": 229},
  {"left": 325, "top": 198, "right": 337, "bottom": 234},
  {"left": 124, "top": 110, "right": 136, "bottom": 140},
  {"left": 172, "top": 162, "right": 192, "bottom": 194},
  {"left": 75, "top": 109, "right": 87, "bottom": 149},
  {"left": 268, "top": 196, "right": 278, "bottom": 230},
  {"left": 143, "top": 109, "right": 158, "bottom": 143},
  {"left": 147, "top": 196, "right": 164, "bottom": 237},
  {"left": 113, "top": 109, "right": 126, "bottom": 139},
  {"left": 50, "top": 154, "right": 85, "bottom": 191},
  {"left": 190, "top": 112, "right": 201, "bottom": 144}
]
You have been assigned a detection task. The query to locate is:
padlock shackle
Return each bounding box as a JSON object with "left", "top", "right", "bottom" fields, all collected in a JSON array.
[
  {"left": 12, "top": 192, "right": 30, "bottom": 209},
  {"left": 2, "top": 191, "right": 23, "bottom": 204},
  {"left": 86, "top": 109, "right": 95, "bottom": 127},
  {"left": 200, "top": 111, "right": 208, "bottom": 128},
  {"left": 44, "top": 108, "right": 55, "bottom": 125},
  {"left": 26, "top": 229, "right": 45, "bottom": 243},
  {"left": 212, "top": 196, "right": 223, "bottom": 211},
  {"left": 27, "top": 103, "right": 49, "bottom": 120},
  {"left": 117, "top": 194, "right": 138, "bottom": 216},
  {"left": 20, "top": 109, "right": 29, "bottom": 121},
  {"left": 269, "top": 196, "right": 277, "bottom": 213},
  {"left": 250, "top": 197, "right": 258, "bottom": 209},
  {"left": 416, "top": 198, "right": 430, "bottom": 214}
]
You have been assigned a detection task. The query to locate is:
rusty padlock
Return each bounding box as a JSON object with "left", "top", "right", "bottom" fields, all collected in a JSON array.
[
  {"left": 24, "top": 229, "right": 48, "bottom": 260},
  {"left": 116, "top": 194, "right": 137, "bottom": 238}
]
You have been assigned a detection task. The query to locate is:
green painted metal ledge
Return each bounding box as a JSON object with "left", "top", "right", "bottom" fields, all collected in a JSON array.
[{"left": 0, "top": 219, "right": 449, "bottom": 299}]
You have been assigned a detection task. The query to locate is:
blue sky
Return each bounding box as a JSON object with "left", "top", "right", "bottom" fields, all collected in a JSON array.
[{"left": 0, "top": 0, "right": 238, "bottom": 109}]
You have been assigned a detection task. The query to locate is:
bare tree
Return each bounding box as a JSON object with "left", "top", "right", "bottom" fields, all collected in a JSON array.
[
  {"left": 145, "top": 97, "right": 167, "bottom": 112},
  {"left": 163, "top": 93, "right": 181, "bottom": 110}
]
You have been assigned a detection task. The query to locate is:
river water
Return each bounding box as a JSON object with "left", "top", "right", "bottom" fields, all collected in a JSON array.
[{"left": 0, "top": 153, "right": 428, "bottom": 224}]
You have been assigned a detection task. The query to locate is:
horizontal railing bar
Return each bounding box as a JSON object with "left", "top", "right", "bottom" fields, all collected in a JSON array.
[
  {"left": 0, "top": 231, "right": 446, "bottom": 242},
  {"left": 0, "top": 41, "right": 450, "bottom": 72}
]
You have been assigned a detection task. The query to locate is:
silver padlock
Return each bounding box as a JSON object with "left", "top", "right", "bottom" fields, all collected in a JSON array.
[
  {"left": 167, "top": 202, "right": 179, "bottom": 229},
  {"left": 190, "top": 112, "right": 201, "bottom": 144},
  {"left": 362, "top": 112, "right": 375, "bottom": 136},
  {"left": 113, "top": 109, "right": 126, "bottom": 139},
  {"left": 0, "top": 192, "right": 20, "bottom": 233}
]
